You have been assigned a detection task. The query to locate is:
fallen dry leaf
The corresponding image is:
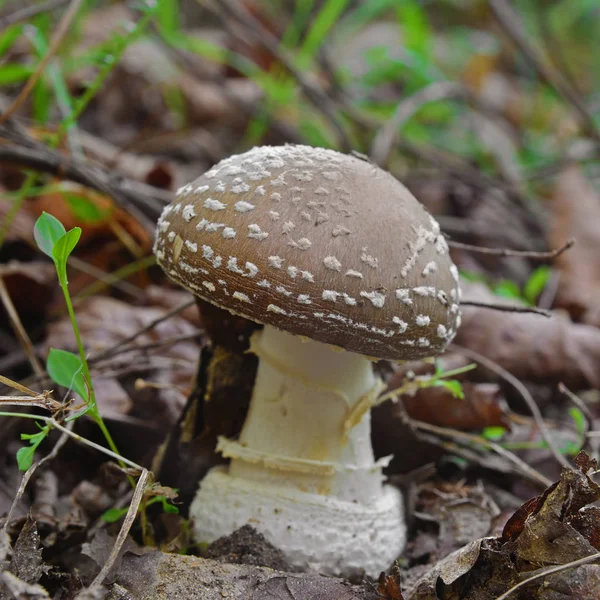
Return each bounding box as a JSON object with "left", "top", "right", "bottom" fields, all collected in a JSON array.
[
  {"left": 550, "top": 166, "right": 600, "bottom": 326},
  {"left": 45, "top": 296, "right": 198, "bottom": 427},
  {"left": 457, "top": 280, "right": 600, "bottom": 389},
  {"left": 29, "top": 182, "right": 152, "bottom": 250},
  {"left": 8, "top": 516, "right": 47, "bottom": 586},
  {"left": 405, "top": 452, "right": 600, "bottom": 600},
  {"left": 378, "top": 563, "right": 405, "bottom": 600}
]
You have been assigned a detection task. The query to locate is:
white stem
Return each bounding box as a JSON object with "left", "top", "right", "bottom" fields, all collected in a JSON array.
[{"left": 225, "top": 325, "right": 386, "bottom": 503}]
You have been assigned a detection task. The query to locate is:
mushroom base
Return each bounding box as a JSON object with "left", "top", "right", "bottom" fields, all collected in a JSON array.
[{"left": 190, "top": 465, "right": 406, "bottom": 577}]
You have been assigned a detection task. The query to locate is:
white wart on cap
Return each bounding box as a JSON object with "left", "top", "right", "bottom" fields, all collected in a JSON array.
[{"left": 154, "top": 144, "right": 459, "bottom": 360}]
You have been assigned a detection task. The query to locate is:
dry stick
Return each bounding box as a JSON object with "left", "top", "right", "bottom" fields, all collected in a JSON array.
[
  {"left": 489, "top": 0, "right": 600, "bottom": 141},
  {"left": 448, "top": 238, "right": 575, "bottom": 259},
  {"left": 412, "top": 418, "right": 552, "bottom": 488},
  {"left": 0, "top": 0, "right": 69, "bottom": 28},
  {"left": 88, "top": 298, "right": 197, "bottom": 364},
  {"left": 384, "top": 388, "right": 551, "bottom": 487},
  {"left": 68, "top": 256, "right": 145, "bottom": 300},
  {"left": 0, "top": 123, "right": 164, "bottom": 227},
  {"left": 2, "top": 420, "right": 73, "bottom": 532},
  {"left": 0, "top": 394, "right": 62, "bottom": 412},
  {"left": 459, "top": 301, "right": 551, "bottom": 317},
  {"left": 0, "top": 278, "right": 44, "bottom": 375},
  {"left": 88, "top": 468, "right": 149, "bottom": 590},
  {"left": 450, "top": 343, "right": 571, "bottom": 470},
  {"left": 370, "top": 81, "right": 465, "bottom": 166},
  {"left": 558, "top": 382, "right": 594, "bottom": 444},
  {"left": 0, "top": 0, "right": 83, "bottom": 125},
  {"left": 105, "top": 332, "right": 201, "bottom": 362},
  {"left": 493, "top": 551, "right": 600, "bottom": 600},
  {"left": 0, "top": 374, "right": 39, "bottom": 397}
]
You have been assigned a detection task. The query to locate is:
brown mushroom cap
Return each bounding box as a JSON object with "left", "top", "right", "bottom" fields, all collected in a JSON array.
[{"left": 154, "top": 145, "right": 460, "bottom": 360}]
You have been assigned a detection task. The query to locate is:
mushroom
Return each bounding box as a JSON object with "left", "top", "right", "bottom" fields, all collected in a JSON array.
[{"left": 153, "top": 145, "right": 460, "bottom": 577}]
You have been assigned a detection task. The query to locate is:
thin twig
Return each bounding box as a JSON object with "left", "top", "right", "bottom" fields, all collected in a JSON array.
[
  {"left": 88, "top": 468, "right": 149, "bottom": 589},
  {"left": 450, "top": 343, "right": 571, "bottom": 469},
  {"left": 0, "top": 120, "right": 164, "bottom": 228},
  {"left": 0, "top": 374, "right": 40, "bottom": 397},
  {"left": 89, "top": 298, "right": 197, "bottom": 364},
  {"left": 448, "top": 238, "right": 574, "bottom": 259},
  {"left": 0, "top": 393, "right": 62, "bottom": 412},
  {"left": 493, "top": 551, "right": 600, "bottom": 600},
  {"left": 370, "top": 81, "right": 464, "bottom": 166},
  {"left": 412, "top": 418, "right": 552, "bottom": 488},
  {"left": 0, "top": 0, "right": 84, "bottom": 124},
  {"left": 0, "top": 277, "right": 44, "bottom": 376},
  {"left": 0, "top": 411, "right": 144, "bottom": 471},
  {"left": 2, "top": 420, "right": 73, "bottom": 532},
  {"left": 489, "top": 0, "right": 600, "bottom": 140},
  {"left": 68, "top": 256, "right": 146, "bottom": 300},
  {"left": 460, "top": 300, "right": 551, "bottom": 317},
  {"left": 558, "top": 382, "right": 594, "bottom": 445},
  {"left": 0, "top": 0, "right": 69, "bottom": 28},
  {"left": 105, "top": 332, "right": 201, "bottom": 362},
  {"left": 383, "top": 387, "right": 551, "bottom": 487}
]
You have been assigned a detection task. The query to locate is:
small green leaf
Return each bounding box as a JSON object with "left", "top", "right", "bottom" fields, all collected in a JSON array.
[
  {"left": 434, "top": 379, "right": 465, "bottom": 399},
  {"left": 569, "top": 407, "right": 586, "bottom": 437},
  {"left": 34, "top": 212, "right": 66, "bottom": 257},
  {"left": 524, "top": 266, "right": 551, "bottom": 305},
  {"left": 20, "top": 430, "right": 46, "bottom": 443},
  {"left": 52, "top": 228, "right": 82, "bottom": 264},
  {"left": 160, "top": 496, "right": 179, "bottom": 514},
  {"left": 52, "top": 227, "right": 82, "bottom": 283},
  {"left": 65, "top": 194, "right": 107, "bottom": 223},
  {"left": 481, "top": 426, "right": 507, "bottom": 441},
  {"left": 16, "top": 445, "right": 36, "bottom": 471},
  {"left": 101, "top": 507, "right": 129, "bottom": 523},
  {"left": 47, "top": 348, "right": 88, "bottom": 402},
  {"left": 493, "top": 280, "right": 522, "bottom": 300}
]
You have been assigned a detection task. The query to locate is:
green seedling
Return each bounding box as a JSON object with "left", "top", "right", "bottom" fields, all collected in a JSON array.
[
  {"left": 481, "top": 406, "right": 586, "bottom": 456},
  {"left": 27, "top": 212, "right": 125, "bottom": 473},
  {"left": 17, "top": 424, "right": 51, "bottom": 472},
  {"left": 102, "top": 494, "right": 179, "bottom": 524},
  {"left": 461, "top": 266, "right": 552, "bottom": 307},
  {"left": 377, "top": 360, "right": 477, "bottom": 406}
]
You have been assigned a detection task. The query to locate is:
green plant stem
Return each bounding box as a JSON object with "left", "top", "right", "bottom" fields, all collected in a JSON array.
[
  {"left": 59, "top": 280, "right": 130, "bottom": 480},
  {"left": 0, "top": 411, "right": 143, "bottom": 471}
]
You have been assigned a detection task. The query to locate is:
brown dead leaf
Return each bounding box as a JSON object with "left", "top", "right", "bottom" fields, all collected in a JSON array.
[
  {"left": 45, "top": 296, "right": 198, "bottom": 425},
  {"left": 457, "top": 280, "right": 600, "bottom": 389},
  {"left": 378, "top": 563, "right": 405, "bottom": 600},
  {"left": 28, "top": 182, "right": 151, "bottom": 250},
  {"left": 551, "top": 167, "right": 600, "bottom": 326},
  {"left": 397, "top": 381, "right": 508, "bottom": 431},
  {"left": 8, "top": 516, "right": 47, "bottom": 585},
  {"left": 406, "top": 452, "right": 600, "bottom": 600}
]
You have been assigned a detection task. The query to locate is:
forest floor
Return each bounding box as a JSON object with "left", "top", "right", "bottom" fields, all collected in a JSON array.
[{"left": 0, "top": 1, "right": 600, "bottom": 599}]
